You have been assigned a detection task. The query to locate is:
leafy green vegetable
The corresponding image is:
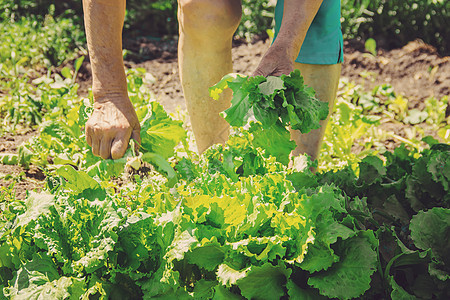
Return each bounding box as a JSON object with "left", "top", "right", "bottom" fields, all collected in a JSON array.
[
  {"left": 410, "top": 207, "right": 450, "bottom": 266},
  {"left": 3, "top": 129, "right": 449, "bottom": 299},
  {"left": 209, "top": 70, "right": 328, "bottom": 165},
  {"left": 308, "top": 231, "right": 378, "bottom": 299},
  {"left": 15, "top": 192, "right": 54, "bottom": 228},
  {"left": 236, "top": 262, "right": 291, "bottom": 300},
  {"left": 210, "top": 69, "right": 328, "bottom": 134},
  {"left": 249, "top": 121, "right": 295, "bottom": 165},
  {"left": 56, "top": 165, "right": 106, "bottom": 200},
  {"left": 140, "top": 101, "right": 186, "bottom": 159},
  {"left": 1, "top": 55, "right": 449, "bottom": 299},
  {"left": 4, "top": 253, "right": 85, "bottom": 300}
]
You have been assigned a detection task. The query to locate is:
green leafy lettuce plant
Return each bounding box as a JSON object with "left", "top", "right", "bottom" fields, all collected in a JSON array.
[{"left": 210, "top": 70, "right": 328, "bottom": 164}]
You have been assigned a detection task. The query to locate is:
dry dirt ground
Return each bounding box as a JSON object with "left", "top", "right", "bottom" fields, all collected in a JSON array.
[
  {"left": 129, "top": 38, "right": 450, "bottom": 115},
  {"left": 1, "top": 38, "right": 449, "bottom": 198}
]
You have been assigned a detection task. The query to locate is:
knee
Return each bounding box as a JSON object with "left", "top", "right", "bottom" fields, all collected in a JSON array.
[{"left": 178, "top": 0, "right": 241, "bottom": 38}]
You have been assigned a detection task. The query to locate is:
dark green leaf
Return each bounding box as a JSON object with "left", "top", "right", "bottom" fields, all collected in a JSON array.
[
  {"left": 286, "top": 280, "right": 327, "bottom": 300},
  {"left": 308, "top": 231, "right": 378, "bottom": 300},
  {"left": 357, "top": 155, "right": 386, "bottom": 186},
  {"left": 185, "top": 243, "right": 225, "bottom": 271},
  {"left": 249, "top": 121, "right": 295, "bottom": 165},
  {"left": 258, "top": 76, "right": 284, "bottom": 96},
  {"left": 410, "top": 207, "right": 450, "bottom": 265},
  {"left": 140, "top": 102, "right": 186, "bottom": 159},
  {"left": 237, "top": 262, "right": 291, "bottom": 300}
]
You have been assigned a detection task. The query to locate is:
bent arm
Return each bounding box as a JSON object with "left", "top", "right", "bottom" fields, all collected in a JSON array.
[
  {"left": 253, "top": 0, "right": 323, "bottom": 77},
  {"left": 274, "top": 0, "right": 323, "bottom": 62},
  {"left": 82, "top": 0, "right": 127, "bottom": 100},
  {"left": 82, "top": 0, "right": 141, "bottom": 160}
]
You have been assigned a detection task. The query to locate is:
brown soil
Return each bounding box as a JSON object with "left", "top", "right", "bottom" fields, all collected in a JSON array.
[
  {"left": 342, "top": 39, "right": 450, "bottom": 109},
  {"left": 77, "top": 37, "right": 450, "bottom": 114},
  {"left": 0, "top": 131, "right": 44, "bottom": 199},
  {"left": 1, "top": 38, "right": 449, "bottom": 198},
  {"left": 122, "top": 38, "right": 450, "bottom": 115},
  {"left": 135, "top": 39, "right": 266, "bottom": 114}
]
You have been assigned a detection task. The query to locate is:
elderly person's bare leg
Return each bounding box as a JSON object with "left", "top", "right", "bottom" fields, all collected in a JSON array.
[
  {"left": 177, "top": 0, "right": 242, "bottom": 153},
  {"left": 290, "top": 63, "right": 342, "bottom": 162}
]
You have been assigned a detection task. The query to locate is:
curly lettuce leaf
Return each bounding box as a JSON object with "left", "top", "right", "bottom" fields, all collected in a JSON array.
[
  {"left": 308, "top": 231, "right": 378, "bottom": 299},
  {"left": 410, "top": 207, "right": 450, "bottom": 266},
  {"left": 249, "top": 121, "right": 296, "bottom": 165},
  {"left": 140, "top": 101, "right": 186, "bottom": 159},
  {"left": 185, "top": 239, "right": 225, "bottom": 271},
  {"left": 4, "top": 253, "right": 85, "bottom": 300},
  {"left": 236, "top": 262, "right": 291, "bottom": 300},
  {"left": 210, "top": 69, "right": 329, "bottom": 134}
]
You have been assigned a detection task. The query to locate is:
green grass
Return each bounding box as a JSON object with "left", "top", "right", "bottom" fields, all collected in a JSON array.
[{"left": 0, "top": 15, "right": 85, "bottom": 70}]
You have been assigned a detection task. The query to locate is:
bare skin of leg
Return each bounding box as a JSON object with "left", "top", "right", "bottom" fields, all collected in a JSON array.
[
  {"left": 178, "top": 0, "right": 330, "bottom": 156},
  {"left": 177, "top": 0, "right": 242, "bottom": 154},
  {"left": 290, "top": 62, "right": 342, "bottom": 162}
]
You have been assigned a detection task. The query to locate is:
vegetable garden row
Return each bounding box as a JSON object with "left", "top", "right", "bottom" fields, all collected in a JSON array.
[
  {"left": 1, "top": 1, "right": 450, "bottom": 299},
  {"left": 1, "top": 67, "right": 449, "bottom": 299}
]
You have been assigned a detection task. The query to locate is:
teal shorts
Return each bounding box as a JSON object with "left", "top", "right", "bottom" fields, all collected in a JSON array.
[{"left": 273, "top": 0, "right": 344, "bottom": 65}]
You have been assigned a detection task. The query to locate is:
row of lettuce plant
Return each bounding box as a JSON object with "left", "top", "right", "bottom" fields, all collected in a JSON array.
[{"left": 1, "top": 70, "right": 449, "bottom": 299}]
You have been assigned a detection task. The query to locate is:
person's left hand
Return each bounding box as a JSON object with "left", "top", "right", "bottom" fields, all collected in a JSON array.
[{"left": 252, "top": 43, "right": 296, "bottom": 77}]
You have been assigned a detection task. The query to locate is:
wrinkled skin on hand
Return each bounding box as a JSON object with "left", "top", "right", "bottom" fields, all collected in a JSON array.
[
  {"left": 253, "top": 43, "right": 296, "bottom": 77},
  {"left": 85, "top": 95, "right": 141, "bottom": 160}
]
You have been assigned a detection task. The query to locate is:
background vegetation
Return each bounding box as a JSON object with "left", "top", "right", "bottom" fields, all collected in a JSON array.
[
  {"left": 1, "top": 0, "right": 448, "bottom": 57},
  {"left": 341, "top": 0, "right": 449, "bottom": 55}
]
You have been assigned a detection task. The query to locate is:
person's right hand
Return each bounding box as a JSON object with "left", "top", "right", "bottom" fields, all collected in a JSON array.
[{"left": 85, "top": 95, "right": 141, "bottom": 160}]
